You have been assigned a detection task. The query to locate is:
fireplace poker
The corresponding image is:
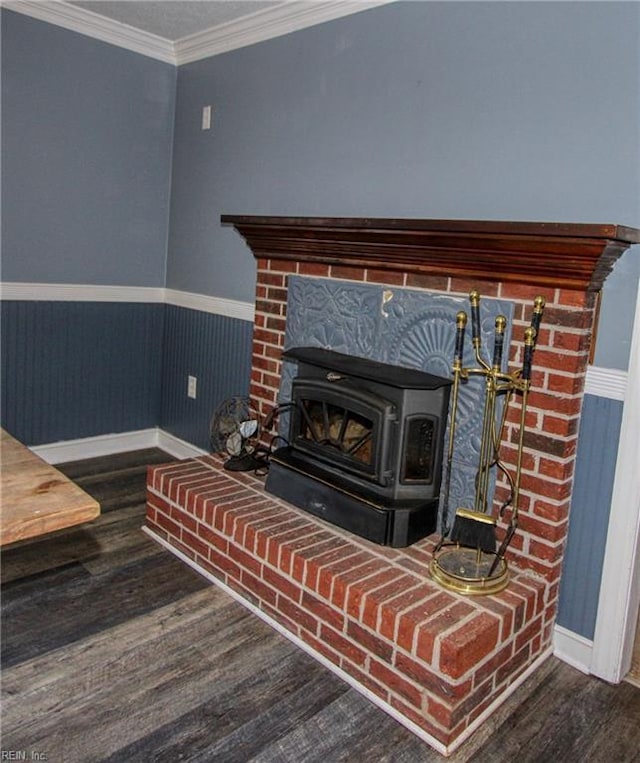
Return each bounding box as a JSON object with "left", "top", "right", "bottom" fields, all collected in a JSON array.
[
  {"left": 488, "top": 297, "right": 544, "bottom": 574},
  {"left": 492, "top": 295, "right": 545, "bottom": 520},
  {"left": 436, "top": 310, "right": 467, "bottom": 550},
  {"left": 489, "top": 326, "right": 536, "bottom": 576},
  {"left": 475, "top": 314, "right": 507, "bottom": 515}
]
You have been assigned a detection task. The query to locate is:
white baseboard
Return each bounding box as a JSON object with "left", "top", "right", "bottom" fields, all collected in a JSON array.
[
  {"left": 31, "top": 428, "right": 159, "bottom": 464},
  {"left": 156, "top": 430, "right": 208, "bottom": 459},
  {"left": 553, "top": 625, "right": 593, "bottom": 675},
  {"left": 30, "top": 427, "right": 206, "bottom": 464}
]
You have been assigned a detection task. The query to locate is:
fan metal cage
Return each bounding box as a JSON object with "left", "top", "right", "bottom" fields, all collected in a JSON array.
[{"left": 210, "top": 396, "right": 262, "bottom": 471}]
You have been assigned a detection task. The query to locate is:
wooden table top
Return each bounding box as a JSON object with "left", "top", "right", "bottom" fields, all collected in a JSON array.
[{"left": 1, "top": 428, "right": 100, "bottom": 546}]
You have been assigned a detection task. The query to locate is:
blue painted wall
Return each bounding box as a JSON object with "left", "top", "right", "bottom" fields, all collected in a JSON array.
[
  {"left": 0, "top": 300, "right": 253, "bottom": 451},
  {"left": 1, "top": 10, "right": 176, "bottom": 287},
  {"left": 167, "top": 1, "right": 639, "bottom": 370},
  {"left": 1, "top": 301, "right": 164, "bottom": 445},
  {"left": 0, "top": 10, "right": 251, "bottom": 456},
  {"left": 160, "top": 306, "right": 253, "bottom": 451},
  {"left": 0, "top": 10, "right": 175, "bottom": 447}
]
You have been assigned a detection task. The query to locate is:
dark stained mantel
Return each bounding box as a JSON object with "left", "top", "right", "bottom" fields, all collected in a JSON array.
[{"left": 221, "top": 215, "right": 639, "bottom": 291}]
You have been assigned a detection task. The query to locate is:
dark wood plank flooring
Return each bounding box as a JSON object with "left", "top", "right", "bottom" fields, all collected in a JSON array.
[{"left": 2, "top": 449, "right": 639, "bottom": 762}]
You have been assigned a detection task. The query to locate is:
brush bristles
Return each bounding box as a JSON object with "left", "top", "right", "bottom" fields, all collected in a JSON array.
[{"left": 450, "top": 508, "right": 496, "bottom": 554}]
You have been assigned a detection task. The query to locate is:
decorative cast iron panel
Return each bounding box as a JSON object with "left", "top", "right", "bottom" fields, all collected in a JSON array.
[{"left": 279, "top": 276, "right": 514, "bottom": 530}]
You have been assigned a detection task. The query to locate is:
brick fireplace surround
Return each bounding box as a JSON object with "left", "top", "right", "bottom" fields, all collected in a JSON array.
[{"left": 145, "top": 218, "right": 639, "bottom": 755}]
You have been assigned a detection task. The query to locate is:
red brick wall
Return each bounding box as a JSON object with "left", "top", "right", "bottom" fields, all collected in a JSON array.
[
  {"left": 250, "top": 258, "right": 596, "bottom": 594},
  {"left": 146, "top": 237, "right": 613, "bottom": 753}
]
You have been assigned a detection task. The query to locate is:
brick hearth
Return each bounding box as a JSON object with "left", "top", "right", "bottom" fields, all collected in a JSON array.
[
  {"left": 146, "top": 454, "right": 547, "bottom": 750},
  {"left": 146, "top": 217, "right": 638, "bottom": 754}
]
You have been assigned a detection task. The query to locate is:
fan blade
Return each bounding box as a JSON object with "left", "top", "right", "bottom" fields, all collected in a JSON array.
[
  {"left": 226, "top": 431, "right": 243, "bottom": 456},
  {"left": 239, "top": 420, "right": 258, "bottom": 439}
]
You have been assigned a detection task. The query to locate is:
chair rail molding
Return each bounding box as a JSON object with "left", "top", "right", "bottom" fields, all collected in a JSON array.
[
  {"left": 0, "top": 282, "right": 254, "bottom": 322},
  {"left": 0, "top": 282, "right": 165, "bottom": 303},
  {"left": 584, "top": 366, "right": 627, "bottom": 401}
]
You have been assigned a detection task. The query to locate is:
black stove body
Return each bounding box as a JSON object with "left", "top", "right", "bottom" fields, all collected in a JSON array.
[{"left": 265, "top": 347, "right": 452, "bottom": 547}]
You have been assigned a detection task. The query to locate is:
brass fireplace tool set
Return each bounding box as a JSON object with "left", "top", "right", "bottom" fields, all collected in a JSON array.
[{"left": 430, "top": 290, "right": 545, "bottom": 595}]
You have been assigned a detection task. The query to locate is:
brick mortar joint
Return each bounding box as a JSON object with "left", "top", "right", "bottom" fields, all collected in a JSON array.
[
  {"left": 515, "top": 468, "right": 574, "bottom": 485},
  {"left": 518, "top": 531, "right": 566, "bottom": 549}
]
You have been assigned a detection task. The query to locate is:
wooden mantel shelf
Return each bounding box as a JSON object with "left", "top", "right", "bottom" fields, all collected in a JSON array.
[{"left": 222, "top": 215, "right": 639, "bottom": 291}]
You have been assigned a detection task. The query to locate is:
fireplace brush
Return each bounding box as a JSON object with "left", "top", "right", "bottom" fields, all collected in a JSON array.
[{"left": 431, "top": 291, "right": 545, "bottom": 595}]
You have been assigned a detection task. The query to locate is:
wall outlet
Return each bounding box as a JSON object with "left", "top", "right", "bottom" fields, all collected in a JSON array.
[
  {"left": 187, "top": 375, "right": 197, "bottom": 399},
  {"left": 201, "top": 105, "right": 212, "bottom": 130}
]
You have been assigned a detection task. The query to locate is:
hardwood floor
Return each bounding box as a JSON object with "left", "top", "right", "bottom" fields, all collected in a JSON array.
[{"left": 2, "top": 449, "right": 639, "bottom": 762}]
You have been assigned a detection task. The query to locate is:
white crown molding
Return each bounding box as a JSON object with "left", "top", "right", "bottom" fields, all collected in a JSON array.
[
  {"left": 174, "top": 0, "right": 394, "bottom": 66},
  {"left": 4, "top": 0, "right": 394, "bottom": 65},
  {"left": 3, "top": 1, "right": 176, "bottom": 63},
  {"left": 0, "top": 282, "right": 255, "bottom": 322}
]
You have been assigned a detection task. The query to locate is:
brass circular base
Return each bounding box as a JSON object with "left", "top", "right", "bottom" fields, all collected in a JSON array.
[{"left": 430, "top": 546, "right": 509, "bottom": 595}]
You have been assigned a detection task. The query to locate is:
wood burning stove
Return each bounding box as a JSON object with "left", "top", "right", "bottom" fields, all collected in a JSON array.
[{"left": 265, "top": 347, "right": 451, "bottom": 547}]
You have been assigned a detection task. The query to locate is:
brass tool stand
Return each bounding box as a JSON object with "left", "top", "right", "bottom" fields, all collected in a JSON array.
[{"left": 431, "top": 293, "right": 545, "bottom": 595}]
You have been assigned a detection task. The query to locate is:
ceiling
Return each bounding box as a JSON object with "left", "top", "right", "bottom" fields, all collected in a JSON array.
[
  {"left": 7, "top": 0, "right": 393, "bottom": 64},
  {"left": 67, "top": 1, "right": 283, "bottom": 42}
]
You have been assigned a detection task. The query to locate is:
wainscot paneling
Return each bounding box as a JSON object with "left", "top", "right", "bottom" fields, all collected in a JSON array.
[
  {"left": 160, "top": 305, "right": 253, "bottom": 452},
  {"left": 0, "top": 301, "right": 163, "bottom": 446},
  {"left": 556, "top": 394, "right": 624, "bottom": 639}
]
